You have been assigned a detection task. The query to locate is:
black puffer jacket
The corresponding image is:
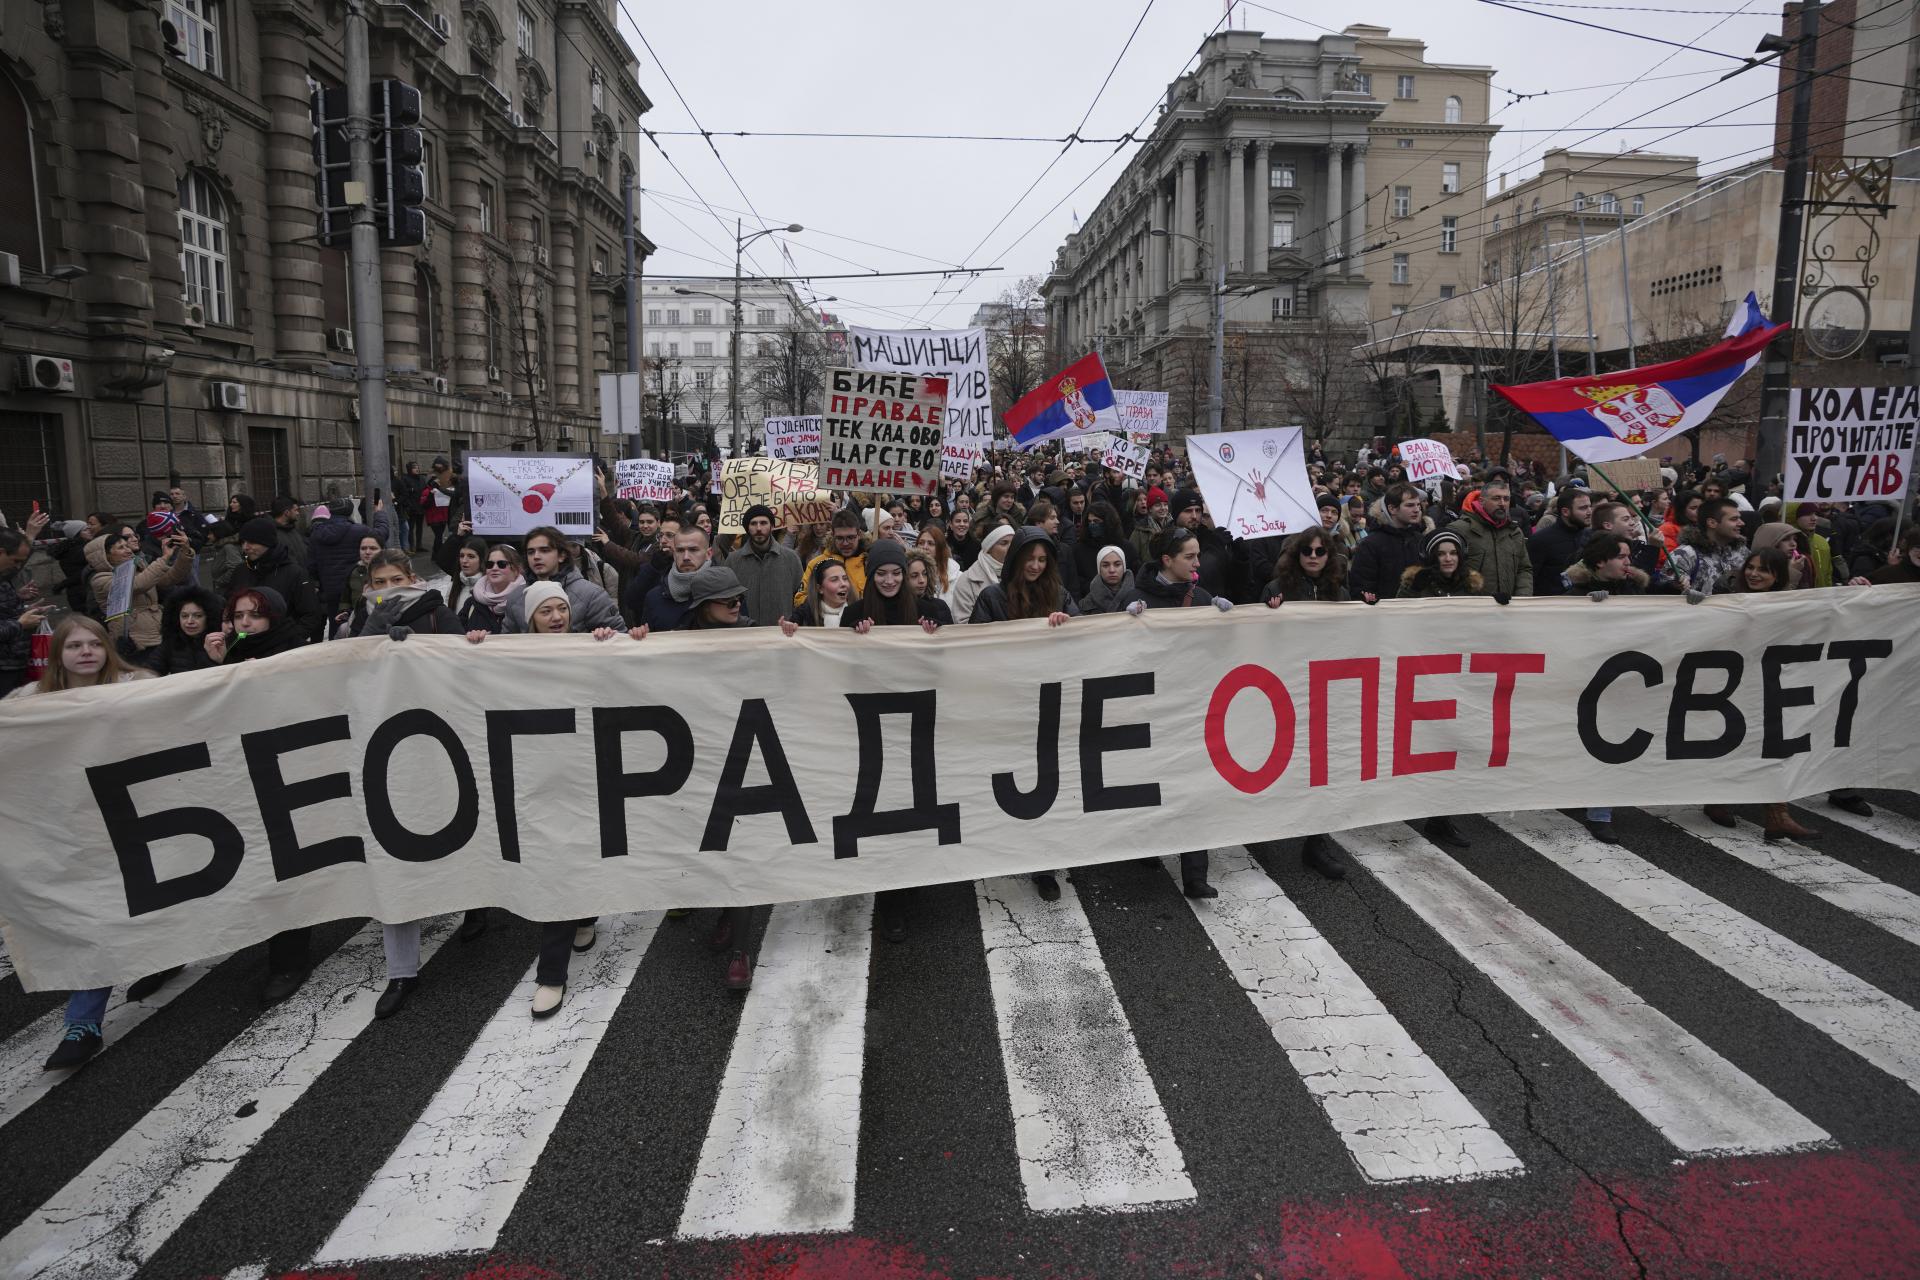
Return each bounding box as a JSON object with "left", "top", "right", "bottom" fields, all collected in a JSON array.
[
  {"left": 1114, "top": 569, "right": 1215, "bottom": 610},
  {"left": 1349, "top": 500, "right": 1431, "bottom": 599},
  {"left": 967, "top": 526, "right": 1083, "bottom": 623},
  {"left": 306, "top": 514, "right": 374, "bottom": 612},
  {"left": 147, "top": 584, "right": 225, "bottom": 675},
  {"left": 226, "top": 543, "right": 325, "bottom": 643}
]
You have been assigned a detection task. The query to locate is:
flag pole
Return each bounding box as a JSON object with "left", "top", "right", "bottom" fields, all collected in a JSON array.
[{"left": 1586, "top": 460, "right": 1655, "bottom": 533}]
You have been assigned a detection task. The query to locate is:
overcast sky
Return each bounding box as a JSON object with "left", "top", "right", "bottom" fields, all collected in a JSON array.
[{"left": 616, "top": 0, "right": 1796, "bottom": 330}]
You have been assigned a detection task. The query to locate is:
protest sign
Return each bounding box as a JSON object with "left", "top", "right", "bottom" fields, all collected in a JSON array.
[
  {"left": 765, "top": 416, "right": 824, "bottom": 461},
  {"left": 466, "top": 454, "right": 596, "bottom": 537},
  {"left": 5, "top": 587, "right": 1916, "bottom": 990},
  {"left": 819, "top": 368, "right": 946, "bottom": 497},
  {"left": 1113, "top": 389, "right": 1169, "bottom": 436},
  {"left": 1589, "top": 455, "right": 1662, "bottom": 496},
  {"left": 1397, "top": 437, "right": 1457, "bottom": 485},
  {"left": 1186, "top": 428, "right": 1320, "bottom": 539},
  {"left": 941, "top": 442, "right": 979, "bottom": 482},
  {"left": 598, "top": 373, "right": 641, "bottom": 435},
  {"left": 613, "top": 458, "right": 675, "bottom": 503},
  {"left": 717, "top": 457, "right": 835, "bottom": 533},
  {"left": 1786, "top": 386, "right": 1918, "bottom": 504},
  {"left": 849, "top": 327, "right": 991, "bottom": 457},
  {"left": 1102, "top": 435, "right": 1150, "bottom": 480},
  {"left": 1075, "top": 431, "right": 1120, "bottom": 456}
]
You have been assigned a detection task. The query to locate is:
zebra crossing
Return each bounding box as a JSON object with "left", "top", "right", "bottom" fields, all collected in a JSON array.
[{"left": 1, "top": 793, "right": 1918, "bottom": 1276}]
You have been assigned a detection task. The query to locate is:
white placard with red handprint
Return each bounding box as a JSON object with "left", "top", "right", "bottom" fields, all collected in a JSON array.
[{"left": 1185, "top": 427, "right": 1319, "bottom": 541}]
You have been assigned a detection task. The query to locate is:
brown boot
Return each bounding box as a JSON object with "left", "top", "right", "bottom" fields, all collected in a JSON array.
[
  {"left": 1764, "top": 804, "right": 1817, "bottom": 843},
  {"left": 1703, "top": 804, "right": 1737, "bottom": 828}
]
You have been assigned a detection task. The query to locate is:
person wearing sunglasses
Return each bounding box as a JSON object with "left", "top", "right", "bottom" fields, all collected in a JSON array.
[
  {"left": 1260, "top": 530, "right": 1350, "bottom": 604},
  {"left": 459, "top": 545, "right": 525, "bottom": 635}
]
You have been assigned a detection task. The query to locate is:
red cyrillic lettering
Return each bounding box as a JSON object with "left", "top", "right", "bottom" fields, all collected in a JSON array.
[
  {"left": 1205, "top": 664, "right": 1296, "bottom": 794},
  {"left": 1469, "top": 652, "right": 1548, "bottom": 768},
  {"left": 1393, "top": 654, "right": 1461, "bottom": 777},
  {"left": 1309, "top": 657, "right": 1380, "bottom": 787}
]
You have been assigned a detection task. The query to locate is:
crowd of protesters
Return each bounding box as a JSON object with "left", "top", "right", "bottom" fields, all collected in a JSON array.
[{"left": 2, "top": 433, "right": 1915, "bottom": 1071}]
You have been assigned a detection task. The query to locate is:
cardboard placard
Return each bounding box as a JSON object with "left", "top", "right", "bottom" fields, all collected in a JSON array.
[
  {"left": 717, "top": 457, "right": 835, "bottom": 534},
  {"left": 818, "top": 369, "right": 947, "bottom": 497},
  {"left": 1786, "top": 386, "right": 1919, "bottom": 504}
]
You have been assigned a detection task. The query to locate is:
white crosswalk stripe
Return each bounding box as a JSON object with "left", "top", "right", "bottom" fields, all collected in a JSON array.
[
  {"left": 1655, "top": 807, "right": 1920, "bottom": 949},
  {"left": 975, "top": 873, "right": 1196, "bottom": 1214},
  {"left": 1815, "top": 798, "right": 1920, "bottom": 851},
  {"left": 1167, "top": 848, "right": 1522, "bottom": 1183},
  {"left": 677, "top": 896, "right": 874, "bottom": 1239},
  {"left": 0, "top": 961, "right": 216, "bottom": 1129},
  {"left": 313, "top": 913, "right": 661, "bottom": 1264},
  {"left": 0, "top": 937, "right": 14, "bottom": 985},
  {"left": 1494, "top": 808, "right": 1920, "bottom": 1099},
  {"left": 1337, "top": 822, "right": 1829, "bottom": 1155},
  {"left": 0, "top": 920, "right": 454, "bottom": 1280}
]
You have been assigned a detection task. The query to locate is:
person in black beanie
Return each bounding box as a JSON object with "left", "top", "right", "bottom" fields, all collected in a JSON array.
[
  {"left": 723, "top": 502, "right": 803, "bottom": 628},
  {"left": 226, "top": 517, "right": 326, "bottom": 642}
]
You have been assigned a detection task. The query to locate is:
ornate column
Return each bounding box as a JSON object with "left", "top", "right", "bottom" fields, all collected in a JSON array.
[
  {"left": 551, "top": 216, "right": 581, "bottom": 407},
  {"left": 1346, "top": 146, "right": 1368, "bottom": 276},
  {"left": 130, "top": 12, "right": 186, "bottom": 330},
  {"left": 1226, "top": 141, "right": 1245, "bottom": 274},
  {"left": 1252, "top": 142, "right": 1272, "bottom": 275},
  {"left": 1149, "top": 185, "right": 1167, "bottom": 298},
  {"left": 1207, "top": 147, "right": 1227, "bottom": 274},
  {"left": 1176, "top": 153, "right": 1197, "bottom": 281},
  {"left": 258, "top": 8, "right": 328, "bottom": 362},
  {"left": 1325, "top": 145, "right": 1345, "bottom": 264},
  {"left": 382, "top": 248, "right": 419, "bottom": 368},
  {"left": 449, "top": 153, "right": 488, "bottom": 387}
]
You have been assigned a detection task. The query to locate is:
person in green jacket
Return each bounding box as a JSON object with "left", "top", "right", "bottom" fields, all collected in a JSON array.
[
  {"left": 1783, "top": 501, "right": 1835, "bottom": 587},
  {"left": 1445, "top": 475, "right": 1532, "bottom": 600}
]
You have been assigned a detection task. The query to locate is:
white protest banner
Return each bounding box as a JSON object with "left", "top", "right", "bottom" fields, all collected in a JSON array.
[
  {"left": 1113, "top": 389, "right": 1169, "bottom": 436},
  {"left": 614, "top": 458, "right": 675, "bottom": 504},
  {"left": 598, "top": 373, "right": 641, "bottom": 435},
  {"left": 466, "top": 454, "right": 596, "bottom": 537},
  {"left": 941, "top": 442, "right": 978, "bottom": 482},
  {"left": 717, "top": 457, "right": 836, "bottom": 533},
  {"left": 1786, "top": 386, "right": 1919, "bottom": 504},
  {"left": 1397, "top": 437, "right": 1457, "bottom": 485},
  {"left": 765, "top": 416, "right": 824, "bottom": 461},
  {"left": 849, "top": 326, "right": 991, "bottom": 456},
  {"left": 1101, "top": 435, "right": 1150, "bottom": 480},
  {"left": 1186, "top": 428, "right": 1320, "bottom": 540},
  {"left": 819, "top": 368, "right": 946, "bottom": 498},
  {"left": 4, "top": 587, "right": 1916, "bottom": 990},
  {"left": 1075, "top": 431, "right": 1120, "bottom": 456}
]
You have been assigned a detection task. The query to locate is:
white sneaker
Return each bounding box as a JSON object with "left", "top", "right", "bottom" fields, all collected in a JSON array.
[
  {"left": 572, "top": 924, "right": 596, "bottom": 953},
  {"left": 531, "top": 983, "right": 565, "bottom": 1018}
]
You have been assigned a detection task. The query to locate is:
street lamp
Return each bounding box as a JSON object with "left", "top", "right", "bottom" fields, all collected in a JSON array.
[
  {"left": 1151, "top": 228, "right": 1227, "bottom": 435},
  {"left": 730, "top": 222, "right": 802, "bottom": 452}
]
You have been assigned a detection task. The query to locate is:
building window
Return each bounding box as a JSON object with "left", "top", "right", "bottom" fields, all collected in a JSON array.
[
  {"left": 516, "top": 4, "right": 537, "bottom": 55},
  {"left": 665, "top": 308, "right": 681, "bottom": 325},
  {"left": 1439, "top": 285, "right": 1455, "bottom": 299},
  {"left": 693, "top": 308, "right": 712, "bottom": 325},
  {"left": 1599, "top": 192, "right": 1618, "bottom": 214},
  {"left": 1492, "top": 213, "right": 1501, "bottom": 234},
  {"left": 478, "top": 180, "right": 495, "bottom": 235},
  {"left": 166, "top": 0, "right": 222, "bottom": 76},
  {"left": 0, "top": 71, "right": 44, "bottom": 272},
  {"left": 1444, "top": 95, "right": 1462, "bottom": 124},
  {"left": 1396, "top": 137, "right": 1414, "bottom": 148},
  {"left": 756, "top": 308, "right": 775, "bottom": 325},
  {"left": 1396, "top": 74, "right": 1415, "bottom": 99},
  {"left": 1391, "top": 303, "right": 1408, "bottom": 316},
  {"left": 1271, "top": 289, "right": 1296, "bottom": 319},
  {"left": 1354, "top": 72, "right": 1371, "bottom": 95},
  {"left": 177, "top": 172, "right": 232, "bottom": 326},
  {"left": 590, "top": 67, "right": 604, "bottom": 113},
  {"left": 1271, "top": 162, "right": 1296, "bottom": 189},
  {"left": 1531, "top": 197, "right": 1541, "bottom": 218},
  {"left": 668, "top": 371, "right": 680, "bottom": 392},
  {"left": 1441, "top": 162, "right": 1460, "bottom": 194},
  {"left": 248, "top": 428, "right": 292, "bottom": 503},
  {"left": 420, "top": 136, "right": 438, "bottom": 203},
  {"left": 1631, "top": 194, "right": 1646, "bottom": 216},
  {"left": 414, "top": 265, "right": 438, "bottom": 366},
  {"left": 1392, "top": 185, "right": 1411, "bottom": 218},
  {"left": 1391, "top": 253, "right": 1409, "bottom": 284},
  {"left": 694, "top": 370, "right": 712, "bottom": 389},
  {"left": 758, "top": 340, "right": 775, "bottom": 357},
  {"left": 667, "top": 341, "right": 679, "bottom": 357},
  {"left": 1270, "top": 215, "right": 1295, "bottom": 249},
  {"left": 648, "top": 341, "right": 661, "bottom": 357},
  {"left": 1439, "top": 216, "right": 1458, "bottom": 253},
  {"left": 694, "top": 341, "right": 713, "bottom": 357},
  {"left": 1574, "top": 191, "right": 1588, "bottom": 212},
  {"left": 647, "top": 309, "right": 661, "bottom": 324}
]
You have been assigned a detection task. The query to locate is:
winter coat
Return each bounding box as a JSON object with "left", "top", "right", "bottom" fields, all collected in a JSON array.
[
  {"left": 795, "top": 545, "right": 869, "bottom": 608},
  {"left": 1562, "top": 562, "right": 1650, "bottom": 595},
  {"left": 1114, "top": 569, "right": 1216, "bottom": 610},
  {"left": 967, "top": 527, "right": 1083, "bottom": 624},
  {"left": 276, "top": 521, "right": 309, "bottom": 569},
  {"left": 1527, "top": 516, "right": 1591, "bottom": 596},
  {"left": 0, "top": 574, "right": 36, "bottom": 676},
  {"left": 1079, "top": 569, "right": 1136, "bottom": 613},
  {"left": 1447, "top": 496, "right": 1532, "bottom": 597},
  {"left": 1192, "top": 523, "right": 1236, "bottom": 600},
  {"left": 503, "top": 564, "right": 622, "bottom": 633},
  {"left": 1396, "top": 564, "right": 1485, "bottom": 598},
  {"left": 146, "top": 584, "right": 225, "bottom": 675},
  {"left": 306, "top": 514, "right": 374, "bottom": 613},
  {"left": 226, "top": 543, "right": 326, "bottom": 643},
  {"left": 1660, "top": 529, "right": 1749, "bottom": 596},
  {"left": 1867, "top": 556, "right": 1920, "bottom": 585},
  {"left": 1259, "top": 573, "right": 1349, "bottom": 603},
  {"left": 86, "top": 535, "right": 195, "bottom": 651},
  {"left": 839, "top": 594, "right": 953, "bottom": 627},
  {"left": 355, "top": 587, "right": 461, "bottom": 637},
  {"left": 1349, "top": 499, "right": 1431, "bottom": 599},
  {"left": 200, "top": 536, "right": 245, "bottom": 596},
  {"left": 725, "top": 539, "right": 804, "bottom": 628},
  {"left": 949, "top": 547, "right": 1005, "bottom": 624},
  {"left": 640, "top": 580, "right": 696, "bottom": 633}
]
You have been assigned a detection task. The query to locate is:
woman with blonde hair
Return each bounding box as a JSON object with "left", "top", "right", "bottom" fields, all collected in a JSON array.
[{"left": 913, "top": 524, "right": 959, "bottom": 603}]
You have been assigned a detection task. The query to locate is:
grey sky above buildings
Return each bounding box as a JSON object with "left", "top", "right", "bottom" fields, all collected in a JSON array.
[{"left": 617, "top": 0, "right": 1797, "bottom": 331}]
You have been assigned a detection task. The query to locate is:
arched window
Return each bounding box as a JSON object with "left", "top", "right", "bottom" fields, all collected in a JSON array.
[
  {"left": 1574, "top": 191, "right": 1588, "bottom": 212},
  {"left": 414, "top": 265, "right": 439, "bottom": 367},
  {"left": 1530, "top": 196, "right": 1540, "bottom": 218},
  {"left": 0, "top": 70, "right": 44, "bottom": 272},
  {"left": 1599, "top": 192, "right": 1618, "bottom": 214},
  {"left": 178, "top": 172, "right": 232, "bottom": 325},
  {"left": 1443, "top": 95, "right": 1462, "bottom": 124},
  {"left": 1631, "top": 194, "right": 1645, "bottom": 216}
]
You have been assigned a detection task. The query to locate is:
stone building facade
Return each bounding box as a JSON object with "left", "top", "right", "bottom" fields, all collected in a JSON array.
[
  {"left": 639, "top": 275, "right": 823, "bottom": 451},
  {"left": 1481, "top": 149, "right": 1701, "bottom": 283},
  {"left": 0, "top": 0, "right": 650, "bottom": 520}
]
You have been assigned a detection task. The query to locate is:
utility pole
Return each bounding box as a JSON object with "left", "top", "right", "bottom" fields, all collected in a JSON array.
[
  {"left": 344, "top": 0, "right": 390, "bottom": 524},
  {"left": 731, "top": 218, "right": 744, "bottom": 456},
  {"left": 623, "top": 170, "right": 640, "bottom": 459},
  {"left": 1208, "top": 256, "right": 1226, "bottom": 434},
  {"left": 1754, "top": 0, "right": 1822, "bottom": 491},
  {"left": 1617, "top": 217, "right": 1638, "bottom": 367}
]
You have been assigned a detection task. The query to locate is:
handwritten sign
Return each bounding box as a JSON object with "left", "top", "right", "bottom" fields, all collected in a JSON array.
[
  {"left": 1113, "top": 389, "right": 1169, "bottom": 436},
  {"left": 613, "top": 458, "right": 675, "bottom": 504},
  {"left": 819, "top": 368, "right": 947, "bottom": 497},
  {"left": 1787, "top": 386, "right": 1918, "bottom": 503},
  {"left": 717, "top": 457, "right": 835, "bottom": 534},
  {"left": 848, "top": 327, "right": 989, "bottom": 457},
  {"left": 765, "top": 416, "right": 823, "bottom": 461},
  {"left": 1397, "top": 437, "right": 1457, "bottom": 485},
  {"left": 1185, "top": 428, "right": 1319, "bottom": 540},
  {"left": 1101, "top": 436, "right": 1150, "bottom": 480}
]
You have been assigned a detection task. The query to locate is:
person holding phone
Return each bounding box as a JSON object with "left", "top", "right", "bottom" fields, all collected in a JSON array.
[
  {"left": 84, "top": 518, "right": 195, "bottom": 664},
  {"left": 0, "top": 519, "right": 50, "bottom": 689}
]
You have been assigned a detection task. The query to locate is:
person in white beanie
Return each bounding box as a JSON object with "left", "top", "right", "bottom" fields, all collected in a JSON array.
[{"left": 949, "top": 522, "right": 1017, "bottom": 623}]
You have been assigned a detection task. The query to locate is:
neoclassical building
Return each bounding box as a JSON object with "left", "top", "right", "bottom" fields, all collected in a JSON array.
[{"left": 0, "top": 0, "right": 649, "bottom": 518}]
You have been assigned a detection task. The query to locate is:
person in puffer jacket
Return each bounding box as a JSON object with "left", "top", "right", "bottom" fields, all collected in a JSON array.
[{"left": 85, "top": 522, "right": 195, "bottom": 660}]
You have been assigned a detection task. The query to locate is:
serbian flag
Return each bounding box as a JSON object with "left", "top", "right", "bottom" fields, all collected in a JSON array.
[
  {"left": 1006, "top": 353, "right": 1121, "bottom": 450},
  {"left": 1491, "top": 293, "right": 1786, "bottom": 464}
]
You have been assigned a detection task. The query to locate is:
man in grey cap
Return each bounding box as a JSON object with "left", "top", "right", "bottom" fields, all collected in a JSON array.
[{"left": 722, "top": 503, "right": 801, "bottom": 627}]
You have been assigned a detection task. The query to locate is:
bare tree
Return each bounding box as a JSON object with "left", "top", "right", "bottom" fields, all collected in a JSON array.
[
  {"left": 1161, "top": 333, "right": 1212, "bottom": 437},
  {"left": 1220, "top": 333, "right": 1280, "bottom": 431},
  {"left": 488, "top": 254, "right": 552, "bottom": 450},
  {"left": 1449, "top": 266, "right": 1559, "bottom": 468},
  {"left": 1356, "top": 310, "right": 1426, "bottom": 447},
  {"left": 750, "top": 321, "right": 830, "bottom": 432},
  {"left": 643, "top": 355, "right": 687, "bottom": 457},
  {"left": 987, "top": 276, "right": 1048, "bottom": 430},
  {"left": 1269, "top": 309, "right": 1367, "bottom": 446}
]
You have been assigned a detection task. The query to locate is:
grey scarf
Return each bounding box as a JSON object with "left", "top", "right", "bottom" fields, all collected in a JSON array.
[{"left": 667, "top": 565, "right": 700, "bottom": 602}]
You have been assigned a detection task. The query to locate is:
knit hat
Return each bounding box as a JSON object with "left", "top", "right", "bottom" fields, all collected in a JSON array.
[
  {"left": 1146, "top": 486, "right": 1170, "bottom": 507},
  {"left": 311, "top": 504, "right": 332, "bottom": 521},
  {"left": 1425, "top": 529, "right": 1466, "bottom": 560},
  {"left": 1316, "top": 493, "right": 1341, "bottom": 512},
  {"left": 144, "top": 510, "right": 180, "bottom": 537},
  {"left": 1169, "top": 488, "right": 1204, "bottom": 515},
  {"left": 521, "top": 581, "right": 570, "bottom": 625},
  {"left": 865, "top": 538, "right": 908, "bottom": 574},
  {"left": 978, "top": 523, "right": 1017, "bottom": 557},
  {"left": 685, "top": 564, "right": 747, "bottom": 608},
  {"left": 238, "top": 516, "right": 279, "bottom": 548},
  {"left": 742, "top": 503, "right": 777, "bottom": 528},
  {"left": 1097, "top": 544, "right": 1128, "bottom": 568}
]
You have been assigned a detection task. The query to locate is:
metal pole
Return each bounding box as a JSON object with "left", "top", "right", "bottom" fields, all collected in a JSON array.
[
  {"left": 1208, "top": 256, "right": 1225, "bottom": 434},
  {"left": 623, "top": 169, "right": 640, "bottom": 459},
  {"left": 1617, "top": 217, "right": 1638, "bottom": 368},
  {"left": 1576, "top": 216, "right": 1601, "bottom": 376},
  {"left": 1755, "top": 0, "right": 1823, "bottom": 492},
  {"left": 1897, "top": 211, "right": 1920, "bottom": 546},
  {"left": 1543, "top": 234, "right": 1568, "bottom": 475},
  {"left": 730, "top": 218, "right": 743, "bottom": 456},
  {"left": 345, "top": 0, "right": 390, "bottom": 527}
]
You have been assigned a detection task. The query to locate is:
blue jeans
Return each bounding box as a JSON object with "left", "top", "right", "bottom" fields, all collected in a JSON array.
[
  {"left": 65, "top": 987, "right": 110, "bottom": 1028},
  {"left": 1586, "top": 807, "right": 1613, "bottom": 823}
]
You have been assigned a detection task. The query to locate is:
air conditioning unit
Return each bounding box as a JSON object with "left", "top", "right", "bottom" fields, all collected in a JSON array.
[
  {"left": 207, "top": 380, "right": 249, "bottom": 411},
  {"left": 183, "top": 300, "right": 207, "bottom": 328},
  {"left": 534, "top": 245, "right": 550, "bottom": 267},
  {"left": 14, "top": 353, "right": 76, "bottom": 393},
  {"left": 430, "top": 375, "right": 450, "bottom": 393},
  {"left": 431, "top": 11, "right": 452, "bottom": 37},
  {"left": 330, "top": 326, "right": 355, "bottom": 352},
  {"left": 486, "top": 363, "right": 502, "bottom": 383},
  {"left": 0, "top": 251, "right": 18, "bottom": 289},
  {"left": 583, "top": 139, "right": 597, "bottom": 158}
]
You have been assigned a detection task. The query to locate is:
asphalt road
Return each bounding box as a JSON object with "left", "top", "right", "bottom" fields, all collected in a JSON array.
[{"left": 3, "top": 793, "right": 1920, "bottom": 1279}]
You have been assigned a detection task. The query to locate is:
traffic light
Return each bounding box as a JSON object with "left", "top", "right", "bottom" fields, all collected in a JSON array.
[
  {"left": 309, "top": 85, "right": 352, "bottom": 249},
  {"left": 374, "top": 80, "right": 426, "bottom": 247}
]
